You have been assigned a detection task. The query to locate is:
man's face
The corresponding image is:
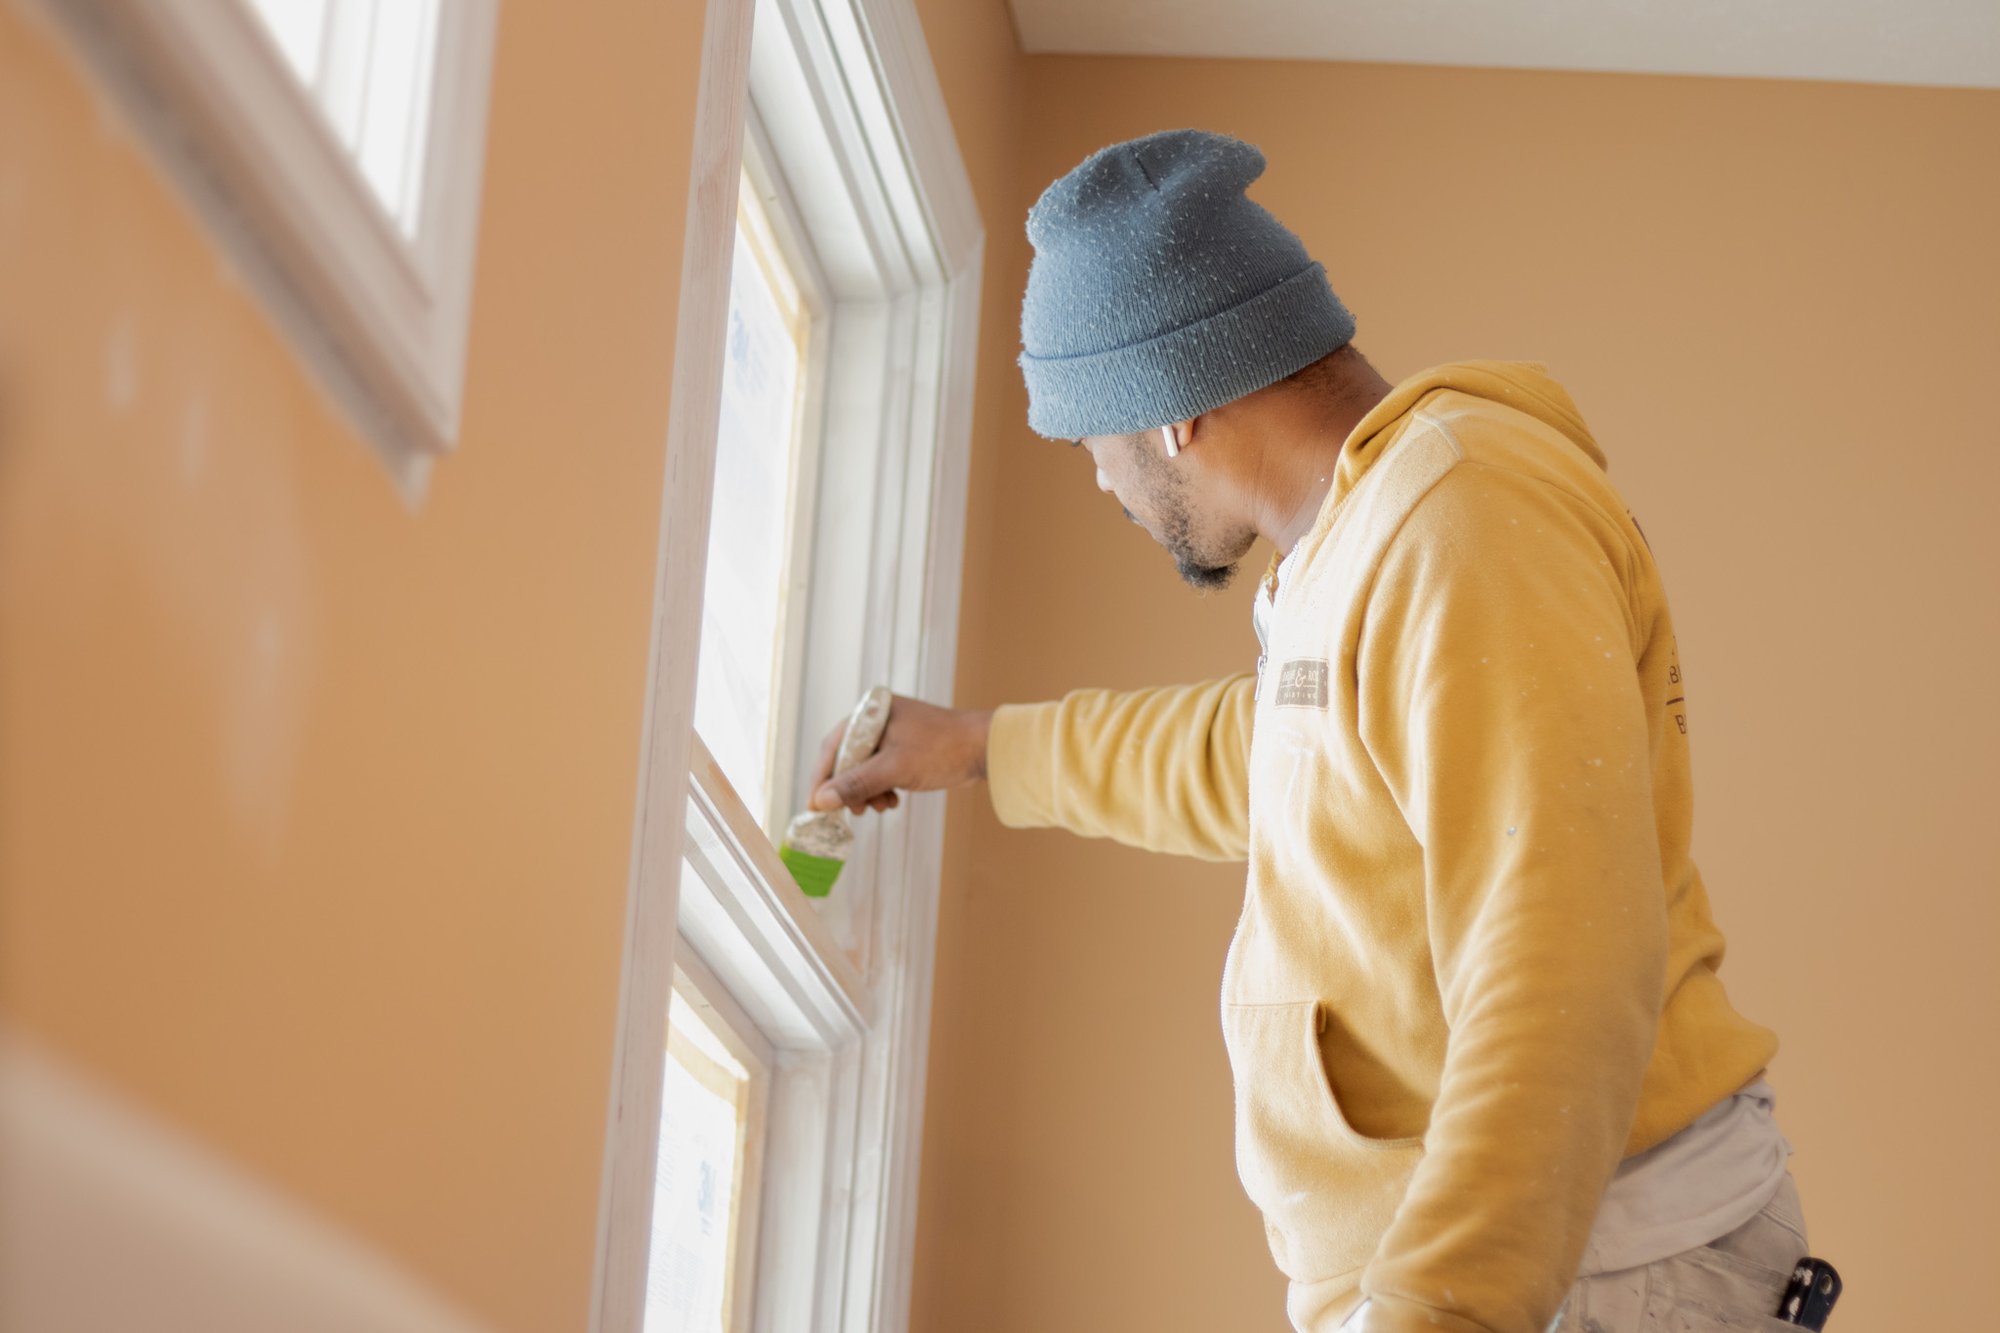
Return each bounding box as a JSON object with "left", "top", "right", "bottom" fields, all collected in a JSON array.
[{"left": 1077, "top": 430, "right": 1253, "bottom": 590}]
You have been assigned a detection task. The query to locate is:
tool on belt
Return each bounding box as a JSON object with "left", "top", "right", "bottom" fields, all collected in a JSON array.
[{"left": 1776, "top": 1256, "right": 1842, "bottom": 1328}]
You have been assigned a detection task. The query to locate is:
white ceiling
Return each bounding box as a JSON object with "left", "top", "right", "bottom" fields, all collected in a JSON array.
[{"left": 1007, "top": 0, "right": 2000, "bottom": 89}]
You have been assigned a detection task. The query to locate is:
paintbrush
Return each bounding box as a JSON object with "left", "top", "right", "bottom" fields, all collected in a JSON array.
[{"left": 778, "top": 686, "right": 892, "bottom": 897}]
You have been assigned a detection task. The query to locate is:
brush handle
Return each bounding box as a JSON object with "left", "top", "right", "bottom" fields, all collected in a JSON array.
[
  {"left": 831, "top": 686, "right": 893, "bottom": 777},
  {"left": 782, "top": 687, "right": 894, "bottom": 862}
]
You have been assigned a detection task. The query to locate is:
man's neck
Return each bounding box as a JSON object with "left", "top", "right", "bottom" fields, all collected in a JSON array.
[{"left": 1258, "top": 381, "right": 1391, "bottom": 557}]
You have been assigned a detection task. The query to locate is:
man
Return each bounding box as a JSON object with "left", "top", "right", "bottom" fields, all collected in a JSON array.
[{"left": 808, "top": 130, "right": 1811, "bottom": 1333}]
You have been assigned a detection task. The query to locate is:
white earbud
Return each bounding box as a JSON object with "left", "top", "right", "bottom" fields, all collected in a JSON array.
[{"left": 1161, "top": 425, "right": 1179, "bottom": 459}]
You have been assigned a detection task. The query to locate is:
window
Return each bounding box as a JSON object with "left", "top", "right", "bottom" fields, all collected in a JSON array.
[
  {"left": 595, "top": 0, "right": 985, "bottom": 1329},
  {"left": 647, "top": 962, "right": 768, "bottom": 1333},
  {"left": 243, "top": 0, "right": 444, "bottom": 235},
  {"left": 38, "top": 0, "right": 499, "bottom": 497},
  {"left": 693, "top": 177, "right": 819, "bottom": 825}
]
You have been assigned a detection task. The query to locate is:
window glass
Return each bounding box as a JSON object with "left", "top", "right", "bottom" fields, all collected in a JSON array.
[
  {"left": 246, "top": 0, "right": 327, "bottom": 75},
  {"left": 244, "top": 0, "right": 443, "bottom": 233},
  {"left": 646, "top": 983, "right": 752, "bottom": 1333},
  {"left": 693, "top": 183, "right": 809, "bottom": 817}
]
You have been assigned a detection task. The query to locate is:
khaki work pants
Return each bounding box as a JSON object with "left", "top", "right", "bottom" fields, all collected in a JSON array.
[{"left": 1552, "top": 1170, "right": 1813, "bottom": 1332}]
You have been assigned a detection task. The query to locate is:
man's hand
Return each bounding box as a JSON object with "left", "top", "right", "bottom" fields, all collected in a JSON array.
[{"left": 806, "top": 695, "right": 993, "bottom": 816}]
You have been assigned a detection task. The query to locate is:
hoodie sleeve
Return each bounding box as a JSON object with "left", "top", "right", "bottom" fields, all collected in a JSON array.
[
  {"left": 986, "top": 673, "right": 1256, "bottom": 863},
  {"left": 1353, "top": 462, "right": 1670, "bottom": 1333}
]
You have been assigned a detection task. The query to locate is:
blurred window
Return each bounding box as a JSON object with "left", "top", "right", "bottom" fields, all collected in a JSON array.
[
  {"left": 244, "top": 0, "right": 444, "bottom": 234},
  {"left": 43, "top": 0, "right": 499, "bottom": 490}
]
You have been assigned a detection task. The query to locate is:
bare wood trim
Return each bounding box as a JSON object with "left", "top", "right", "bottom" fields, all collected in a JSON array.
[
  {"left": 732, "top": 1059, "right": 772, "bottom": 1333},
  {"left": 586, "top": 0, "right": 754, "bottom": 1328}
]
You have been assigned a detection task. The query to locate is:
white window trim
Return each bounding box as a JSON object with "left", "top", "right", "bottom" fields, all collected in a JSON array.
[
  {"left": 591, "top": 0, "right": 982, "bottom": 1328},
  {"left": 30, "top": 0, "right": 498, "bottom": 502}
]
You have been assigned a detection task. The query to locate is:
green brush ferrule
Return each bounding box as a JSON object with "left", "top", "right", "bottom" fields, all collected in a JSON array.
[{"left": 779, "top": 845, "right": 845, "bottom": 898}]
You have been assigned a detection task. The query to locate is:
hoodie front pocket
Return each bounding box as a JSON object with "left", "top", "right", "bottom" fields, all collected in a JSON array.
[{"left": 1223, "top": 999, "right": 1426, "bottom": 1285}]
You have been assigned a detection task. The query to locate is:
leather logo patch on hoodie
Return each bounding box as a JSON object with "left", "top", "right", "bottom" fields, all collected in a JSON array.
[{"left": 1273, "top": 658, "right": 1330, "bottom": 710}]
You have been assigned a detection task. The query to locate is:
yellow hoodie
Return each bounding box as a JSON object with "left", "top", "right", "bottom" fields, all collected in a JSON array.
[{"left": 986, "top": 362, "right": 1778, "bottom": 1333}]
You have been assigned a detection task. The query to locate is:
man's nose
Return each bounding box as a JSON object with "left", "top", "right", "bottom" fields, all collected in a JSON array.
[{"left": 1095, "top": 468, "right": 1114, "bottom": 494}]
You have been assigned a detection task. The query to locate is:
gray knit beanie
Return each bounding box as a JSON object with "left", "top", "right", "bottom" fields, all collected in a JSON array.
[{"left": 1018, "top": 129, "right": 1356, "bottom": 441}]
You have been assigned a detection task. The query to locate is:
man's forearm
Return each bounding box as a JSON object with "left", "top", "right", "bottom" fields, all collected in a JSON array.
[{"left": 986, "top": 674, "right": 1255, "bottom": 862}]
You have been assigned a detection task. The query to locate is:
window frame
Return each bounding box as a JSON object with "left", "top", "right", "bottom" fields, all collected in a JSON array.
[
  {"left": 32, "top": 0, "right": 499, "bottom": 500},
  {"left": 661, "top": 952, "right": 773, "bottom": 1333},
  {"left": 592, "top": 0, "right": 982, "bottom": 1328}
]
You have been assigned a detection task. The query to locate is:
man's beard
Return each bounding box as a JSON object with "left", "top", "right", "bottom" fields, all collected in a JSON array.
[
  {"left": 1120, "top": 437, "right": 1245, "bottom": 590},
  {"left": 1154, "top": 489, "right": 1239, "bottom": 591},
  {"left": 1173, "top": 546, "right": 1237, "bottom": 590}
]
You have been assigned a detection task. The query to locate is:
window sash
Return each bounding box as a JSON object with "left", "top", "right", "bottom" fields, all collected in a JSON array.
[
  {"left": 651, "top": 960, "right": 771, "bottom": 1333},
  {"left": 593, "top": 0, "right": 982, "bottom": 1327},
  {"left": 691, "top": 158, "right": 827, "bottom": 833},
  {"left": 36, "top": 0, "right": 498, "bottom": 496}
]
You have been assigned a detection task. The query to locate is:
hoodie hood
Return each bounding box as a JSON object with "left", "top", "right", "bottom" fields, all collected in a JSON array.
[
  {"left": 1261, "top": 361, "right": 1607, "bottom": 594},
  {"left": 1334, "top": 361, "right": 1606, "bottom": 507}
]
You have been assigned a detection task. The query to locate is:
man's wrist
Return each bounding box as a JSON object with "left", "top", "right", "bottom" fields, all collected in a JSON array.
[{"left": 967, "top": 708, "right": 994, "bottom": 783}]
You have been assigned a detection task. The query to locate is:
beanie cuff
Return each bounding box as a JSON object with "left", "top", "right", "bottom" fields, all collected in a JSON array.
[{"left": 1019, "top": 263, "right": 1356, "bottom": 440}]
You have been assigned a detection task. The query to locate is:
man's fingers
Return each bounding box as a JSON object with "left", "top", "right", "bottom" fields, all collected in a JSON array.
[{"left": 812, "top": 754, "right": 896, "bottom": 814}]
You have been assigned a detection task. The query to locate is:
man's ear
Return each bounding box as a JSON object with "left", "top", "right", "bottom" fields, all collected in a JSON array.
[{"left": 1160, "top": 419, "right": 1197, "bottom": 458}]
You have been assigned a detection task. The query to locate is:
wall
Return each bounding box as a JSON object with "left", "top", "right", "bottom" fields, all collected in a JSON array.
[
  {"left": 0, "top": 2, "right": 708, "bottom": 1328},
  {"left": 902, "top": 0, "right": 1051, "bottom": 1327},
  {"left": 918, "top": 40, "right": 2000, "bottom": 1333}
]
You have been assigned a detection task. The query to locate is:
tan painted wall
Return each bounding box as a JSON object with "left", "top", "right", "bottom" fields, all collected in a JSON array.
[
  {"left": 901, "top": 0, "right": 1036, "bottom": 1326},
  {"left": 918, "top": 43, "right": 2000, "bottom": 1333},
  {"left": 0, "top": 3, "right": 707, "bottom": 1328}
]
